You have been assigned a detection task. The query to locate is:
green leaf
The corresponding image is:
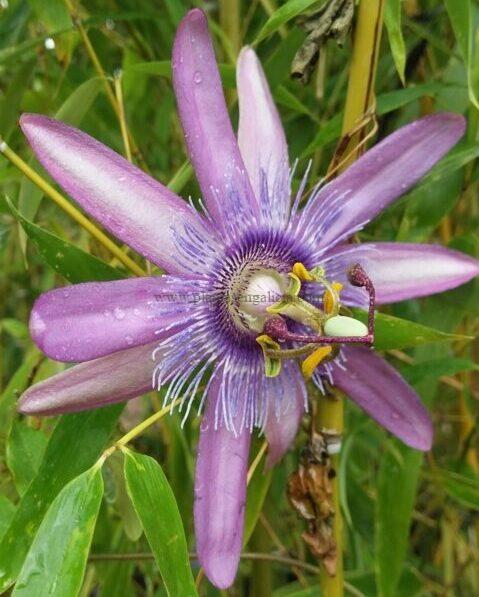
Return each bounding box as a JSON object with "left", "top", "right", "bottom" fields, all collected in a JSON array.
[
  {"left": 301, "top": 83, "right": 444, "bottom": 156},
  {"left": 397, "top": 143, "right": 479, "bottom": 240},
  {"left": 55, "top": 77, "right": 105, "bottom": 125},
  {"left": 18, "top": 77, "right": 104, "bottom": 252},
  {"left": 6, "top": 420, "right": 48, "bottom": 496},
  {"left": 124, "top": 450, "right": 197, "bottom": 597},
  {"left": 0, "top": 59, "right": 35, "bottom": 139},
  {"left": 244, "top": 466, "right": 273, "bottom": 545},
  {"left": 438, "top": 469, "right": 479, "bottom": 510},
  {"left": 353, "top": 310, "right": 467, "bottom": 351},
  {"left": 13, "top": 465, "right": 104, "bottom": 597},
  {"left": 0, "top": 404, "right": 123, "bottom": 592},
  {"left": 403, "top": 357, "right": 479, "bottom": 385},
  {"left": 376, "top": 442, "right": 423, "bottom": 597},
  {"left": 8, "top": 198, "right": 124, "bottom": 283},
  {"left": 123, "top": 60, "right": 236, "bottom": 88},
  {"left": 27, "top": 0, "right": 74, "bottom": 63},
  {"left": 124, "top": 60, "right": 172, "bottom": 77},
  {"left": 444, "top": 0, "right": 479, "bottom": 109},
  {"left": 0, "top": 318, "right": 29, "bottom": 339},
  {"left": 254, "top": 0, "right": 324, "bottom": 44},
  {"left": 108, "top": 452, "right": 143, "bottom": 541},
  {"left": 0, "top": 349, "right": 42, "bottom": 451},
  {"left": 0, "top": 497, "right": 15, "bottom": 543},
  {"left": 384, "top": 0, "right": 406, "bottom": 84},
  {"left": 274, "top": 85, "right": 318, "bottom": 120}
]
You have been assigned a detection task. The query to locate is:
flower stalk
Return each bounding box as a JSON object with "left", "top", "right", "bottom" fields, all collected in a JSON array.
[{"left": 317, "top": 1, "right": 385, "bottom": 595}]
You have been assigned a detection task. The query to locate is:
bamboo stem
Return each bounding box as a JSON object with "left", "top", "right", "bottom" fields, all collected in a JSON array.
[
  {"left": 115, "top": 398, "right": 183, "bottom": 449},
  {"left": 316, "top": 2, "right": 385, "bottom": 595},
  {"left": 341, "top": 0, "right": 385, "bottom": 164},
  {"left": 114, "top": 72, "right": 133, "bottom": 163},
  {"left": 317, "top": 394, "right": 344, "bottom": 597}
]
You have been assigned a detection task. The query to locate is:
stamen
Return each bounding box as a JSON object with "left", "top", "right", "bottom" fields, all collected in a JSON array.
[
  {"left": 301, "top": 346, "right": 333, "bottom": 379},
  {"left": 292, "top": 262, "right": 315, "bottom": 281},
  {"left": 323, "top": 281, "right": 343, "bottom": 315}
]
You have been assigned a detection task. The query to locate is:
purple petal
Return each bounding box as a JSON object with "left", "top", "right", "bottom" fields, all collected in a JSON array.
[
  {"left": 237, "top": 47, "right": 290, "bottom": 226},
  {"left": 333, "top": 346, "right": 433, "bottom": 451},
  {"left": 264, "top": 366, "right": 306, "bottom": 468},
  {"left": 172, "top": 9, "right": 259, "bottom": 232},
  {"left": 322, "top": 242, "right": 479, "bottom": 305},
  {"left": 18, "top": 341, "right": 157, "bottom": 415},
  {"left": 20, "top": 114, "right": 214, "bottom": 275},
  {"left": 194, "top": 371, "right": 251, "bottom": 589},
  {"left": 296, "top": 114, "right": 466, "bottom": 256},
  {"left": 30, "top": 276, "right": 200, "bottom": 362}
]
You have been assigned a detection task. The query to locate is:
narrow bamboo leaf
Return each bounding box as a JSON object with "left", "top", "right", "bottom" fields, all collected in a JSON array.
[
  {"left": 124, "top": 450, "right": 197, "bottom": 597},
  {"left": 13, "top": 465, "right": 104, "bottom": 597},
  {"left": 301, "top": 83, "right": 444, "bottom": 156},
  {"left": 384, "top": 0, "right": 406, "bottom": 84},
  {"left": 352, "top": 310, "right": 468, "bottom": 351},
  {"left": 444, "top": 0, "right": 479, "bottom": 108},
  {"left": 0, "top": 404, "right": 123, "bottom": 592},
  {"left": 254, "top": 0, "right": 324, "bottom": 44},
  {"left": 8, "top": 199, "right": 124, "bottom": 283},
  {"left": 27, "top": 0, "right": 74, "bottom": 63},
  {"left": 396, "top": 171, "right": 463, "bottom": 241},
  {"left": 108, "top": 452, "right": 143, "bottom": 541},
  {"left": 123, "top": 60, "right": 236, "bottom": 88},
  {"left": 376, "top": 442, "right": 423, "bottom": 597},
  {"left": 55, "top": 77, "right": 104, "bottom": 125},
  {"left": 403, "top": 357, "right": 479, "bottom": 385},
  {"left": 0, "top": 497, "right": 15, "bottom": 542},
  {"left": 18, "top": 77, "right": 104, "bottom": 252},
  {"left": 1, "top": 318, "right": 29, "bottom": 339},
  {"left": 6, "top": 420, "right": 48, "bottom": 496},
  {"left": 0, "top": 59, "right": 35, "bottom": 139},
  {"left": 396, "top": 143, "right": 479, "bottom": 241},
  {"left": 124, "top": 60, "right": 172, "bottom": 77},
  {"left": 439, "top": 469, "right": 479, "bottom": 510},
  {"left": 163, "top": 0, "right": 186, "bottom": 25},
  {"left": 244, "top": 467, "right": 273, "bottom": 545},
  {"left": 274, "top": 85, "right": 318, "bottom": 120},
  {"left": 0, "top": 349, "right": 42, "bottom": 451}
]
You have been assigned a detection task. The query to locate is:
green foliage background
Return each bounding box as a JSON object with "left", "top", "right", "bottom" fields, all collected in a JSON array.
[{"left": 0, "top": 0, "right": 478, "bottom": 595}]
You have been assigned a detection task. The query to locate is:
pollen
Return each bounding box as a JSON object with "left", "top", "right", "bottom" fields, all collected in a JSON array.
[
  {"left": 323, "top": 282, "right": 343, "bottom": 315},
  {"left": 292, "top": 262, "right": 315, "bottom": 281}
]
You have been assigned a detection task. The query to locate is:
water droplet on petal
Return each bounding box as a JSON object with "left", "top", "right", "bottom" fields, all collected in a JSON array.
[
  {"left": 193, "top": 70, "right": 202, "bottom": 84},
  {"left": 114, "top": 307, "right": 125, "bottom": 320},
  {"left": 125, "top": 335, "right": 134, "bottom": 345}
]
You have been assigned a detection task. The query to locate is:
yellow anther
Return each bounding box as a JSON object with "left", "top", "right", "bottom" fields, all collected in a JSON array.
[
  {"left": 292, "top": 262, "right": 315, "bottom": 282},
  {"left": 301, "top": 345, "right": 333, "bottom": 380},
  {"left": 323, "top": 282, "right": 343, "bottom": 315}
]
